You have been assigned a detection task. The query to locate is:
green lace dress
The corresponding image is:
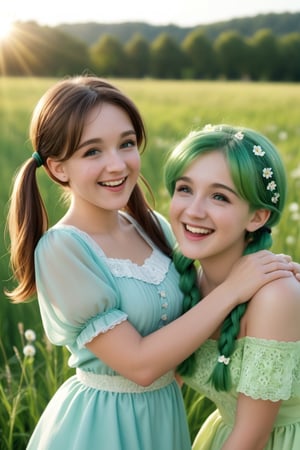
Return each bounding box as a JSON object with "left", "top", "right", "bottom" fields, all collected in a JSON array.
[{"left": 183, "top": 337, "right": 300, "bottom": 449}]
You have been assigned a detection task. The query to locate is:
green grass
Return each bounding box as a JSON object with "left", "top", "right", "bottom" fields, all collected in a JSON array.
[{"left": 1, "top": 77, "right": 300, "bottom": 448}]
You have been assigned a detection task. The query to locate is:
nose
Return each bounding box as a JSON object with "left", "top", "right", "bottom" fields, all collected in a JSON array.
[
  {"left": 186, "top": 195, "right": 207, "bottom": 219},
  {"left": 106, "top": 150, "right": 126, "bottom": 172}
]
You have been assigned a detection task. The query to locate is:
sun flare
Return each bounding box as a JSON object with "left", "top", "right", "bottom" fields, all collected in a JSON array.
[{"left": 0, "top": 19, "right": 14, "bottom": 41}]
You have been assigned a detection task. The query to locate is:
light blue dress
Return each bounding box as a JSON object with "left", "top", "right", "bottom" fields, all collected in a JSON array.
[{"left": 27, "top": 212, "right": 191, "bottom": 450}]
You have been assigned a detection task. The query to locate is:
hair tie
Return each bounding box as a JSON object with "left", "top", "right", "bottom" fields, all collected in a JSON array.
[{"left": 32, "top": 152, "right": 43, "bottom": 167}]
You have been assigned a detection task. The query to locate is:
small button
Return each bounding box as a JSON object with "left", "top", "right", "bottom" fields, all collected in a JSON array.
[
  {"left": 161, "top": 314, "right": 168, "bottom": 321},
  {"left": 162, "top": 302, "right": 168, "bottom": 309},
  {"left": 159, "top": 291, "right": 166, "bottom": 298}
]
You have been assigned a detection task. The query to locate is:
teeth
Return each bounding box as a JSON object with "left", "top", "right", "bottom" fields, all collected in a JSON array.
[
  {"left": 100, "top": 178, "right": 125, "bottom": 187},
  {"left": 185, "top": 224, "right": 212, "bottom": 234}
]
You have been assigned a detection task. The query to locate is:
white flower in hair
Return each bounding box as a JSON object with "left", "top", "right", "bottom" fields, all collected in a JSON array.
[
  {"left": 217, "top": 355, "right": 230, "bottom": 365},
  {"left": 253, "top": 145, "right": 265, "bottom": 156},
  {"left": 271, "top": 192, "right": 280, "bottom": 204},
  {"left": 234, "top": 131, "right": 244, "bottom": 140},
  {"left": 267, "top": 181, "right": 277, "bottom": 191},
  {"left": 262, "top": 168, "right": 273, "bottom": 179},
  {"left": 203, "top": 124, "right": 214, "bottom": 131}
]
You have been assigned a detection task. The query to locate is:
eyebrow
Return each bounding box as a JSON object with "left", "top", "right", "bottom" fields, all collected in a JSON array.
[
  {"left": 77, "top": 130, "right": 137, "bottom": 150},
  {"left": 177, "top": 176, "right": 239, "bottom": 197}
]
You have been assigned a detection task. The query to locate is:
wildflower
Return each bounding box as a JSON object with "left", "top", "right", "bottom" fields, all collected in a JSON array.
[
  {"left": 288, "top": 202, "right": 299, "bottom": 213},
  {"left": 23, "top": 344, "right": 36, "bottom": 357},
  {"left": 286, "top": 236, "right": 296, "bottom": 246},
  {"left": 267, "top": 181, "right": 276, "bottom": 191},
  {"left": 262, "top": 168, "right": 273, "bottom": 179},
  {"left": 203, "top": 124, "right": 214, "bottom": 131},
  {"left": 278, "top": 131, "right": 288, "bottom": 141},
  {"left": 291, "top": 166, "right": 300, "bottom": 179},
  {"left": 234, "top": 131, "right": 244, "bottom": 140},
  {"left": 291, "top": 212, "right": 300, "bottom": 221},
  {"left": 271, "top": 193, "right": 280, "bottom": 204},
  {"left": 253, "top": 145, "right": 265, "bottom": 156},
  {"left": 24, "top": 329, "right": 36, "bottom": 342}
]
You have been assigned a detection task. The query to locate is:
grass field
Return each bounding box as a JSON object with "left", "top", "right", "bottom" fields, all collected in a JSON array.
[{"left": 1, "top": 77, "right": 300, "bottom": 448}]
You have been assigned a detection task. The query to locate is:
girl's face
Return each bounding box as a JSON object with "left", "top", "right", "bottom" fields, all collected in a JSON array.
[
  {"left": 49, "top": 102, "right": 141, "bottom": 214},
  {"left": 170, "top": 150, "right": 262, "bottom": 264}
]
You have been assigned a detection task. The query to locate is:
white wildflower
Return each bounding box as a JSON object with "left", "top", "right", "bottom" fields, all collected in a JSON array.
[
  {"left": 262, "top": 168, "right": 273, "bottom": 179},
  {"left": 286, "top": 236, "right": 296, "bottom": 246},
  {"left": 23, "top": 344, "right": 36, "bottom": 357},
  {"left": 24, "top": 329, "right": 36, "bottom": 342},
  {"left": 253, "top": 145, "right": 265, "bottom": 156}
]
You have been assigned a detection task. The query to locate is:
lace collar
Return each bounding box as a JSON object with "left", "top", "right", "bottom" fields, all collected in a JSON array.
[{"left": 52, "top": 212, "right": 171, "bottom": 285}]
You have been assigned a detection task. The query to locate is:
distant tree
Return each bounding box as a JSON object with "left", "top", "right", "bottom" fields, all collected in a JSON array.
[
  {"left": 214, "top": 31, "right": 250, "bottom": 79},
  {"left": 90, "top": 34, "right": 128, "bottom": 77},
  {"left": 150, "top": 33, "right": 186, "bottom": 79},
  {"left": 248, "top": 29, "right": 280, "bottom": 80},
  {"left": 279, "top": 33, "right": 300, "bottom": 81},
  {"left": 182, "top": 29, "right": 216, "bottom": 79},
  {"left": 125, "top": 33, "right": 150, "bottom": 77},
  {"left": 0, "top": 21, "right": 90, "bottom": 76}
]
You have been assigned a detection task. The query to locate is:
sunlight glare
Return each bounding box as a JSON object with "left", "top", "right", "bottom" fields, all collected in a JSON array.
[{"left": 0, "top": 19, "right": 13, "bottom": 41}]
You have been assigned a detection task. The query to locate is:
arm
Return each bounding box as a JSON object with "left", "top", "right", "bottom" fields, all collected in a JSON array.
[
  {"left": 87, "top": 250, "right": 294, "bottom": 386},
  {"left": 221, "top": 395, "right": 281, "bottom": 450},
  {"left": 221, "top": 276, "right": 300, "bottom": 450}
]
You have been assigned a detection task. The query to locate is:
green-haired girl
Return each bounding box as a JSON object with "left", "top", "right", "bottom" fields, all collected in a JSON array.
[{"left": 165, "top": 124, "right": 300, "bottom": 450}]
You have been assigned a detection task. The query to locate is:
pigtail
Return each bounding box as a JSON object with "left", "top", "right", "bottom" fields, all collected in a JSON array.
[{"left": 5, "top": 158, "right": 48, "bottom": 302}]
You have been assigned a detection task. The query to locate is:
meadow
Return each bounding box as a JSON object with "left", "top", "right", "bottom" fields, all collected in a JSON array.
[{"left": 1, "top": 77, "right": 300, "bottom": 448}]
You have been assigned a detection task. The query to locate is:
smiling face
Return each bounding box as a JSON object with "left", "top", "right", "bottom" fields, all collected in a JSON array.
[
  {"left": 48, "top": 102, "right": 141, "bottom": 217},
  {"left": 169, "top": 150, "right": 266, "bottom": 266}
]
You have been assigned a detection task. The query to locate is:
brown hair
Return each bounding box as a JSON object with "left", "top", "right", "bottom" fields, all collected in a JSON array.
[{"left": 6, "top": 75, "right": 171, "bottom": 303}]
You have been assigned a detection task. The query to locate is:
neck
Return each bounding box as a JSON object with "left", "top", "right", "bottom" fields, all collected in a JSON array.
[{"left": 198, "top": 252, "right": 242, "bottom": 296}]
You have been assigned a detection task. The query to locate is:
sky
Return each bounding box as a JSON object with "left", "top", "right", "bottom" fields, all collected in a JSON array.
[{"left": 1, "top": 0, "right": 300, "bottom": 29}]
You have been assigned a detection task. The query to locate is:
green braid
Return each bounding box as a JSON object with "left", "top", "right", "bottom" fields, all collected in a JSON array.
[
  {"left": 172, "top": 247, "right": 200, "bottom": 375},
  {"left": 208, "top": 228, "right": 273, "bottom": 391}
]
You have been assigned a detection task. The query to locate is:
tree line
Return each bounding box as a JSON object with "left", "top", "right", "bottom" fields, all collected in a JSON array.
[{"left": 1, "top": 20, "right": 300, "bottom": 81}]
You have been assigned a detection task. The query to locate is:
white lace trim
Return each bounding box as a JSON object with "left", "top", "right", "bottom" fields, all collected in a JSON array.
[
  {"left": 105, "top": 248, "right": 170, "bottom": 284},
  {"left": 52, "top": 220, "right": 171, "bottom": 285}
]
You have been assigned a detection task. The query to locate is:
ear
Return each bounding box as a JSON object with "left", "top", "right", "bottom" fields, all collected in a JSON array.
[
  {"left": 246, "top": 209, "right": 271, "bottom": 232},
  {"left": 46, "top": 157, "right": 69, "bottom": 182}
]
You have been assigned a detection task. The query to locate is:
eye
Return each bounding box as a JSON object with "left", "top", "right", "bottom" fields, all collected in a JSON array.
[
  {"left": 84, "top": 148, "right": 100, "bottom": 157},
  {"left": 212, "top": 192, "right": 230, "bottom": 202},
  {"left": 175, "top": 183, "right": 192, "bottom": 194},
  {"left": 121, "top": 139, "right": 137, "bottom": 149}
]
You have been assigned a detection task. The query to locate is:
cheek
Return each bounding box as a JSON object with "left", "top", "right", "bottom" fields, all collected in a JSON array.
[
  {"left": 131, "top": 150, "right": 141, "bottom": 168},
  {"left": 169, "top": 198, "right": 182, "bottom": 229}
]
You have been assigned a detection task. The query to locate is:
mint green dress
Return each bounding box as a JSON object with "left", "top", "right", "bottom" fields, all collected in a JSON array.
[
  {"left": 26, "top": 212, "right": 191, "bottom": 450},
  {"left": 183, "top": 337, "right": 300, "bottom": 450}
]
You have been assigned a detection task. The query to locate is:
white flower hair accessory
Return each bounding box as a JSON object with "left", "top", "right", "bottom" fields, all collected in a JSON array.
[
  {"left": 218, "top": 355, "right": 230, "bottom": 365},
  {"left": 253, "top": 145, "right": 265, "bottom": 156},
  {"left": 252, "top": 145, "right": 280, "bottom": 204},
  {"left": 234, "top": 131, "right": 244, "bottom": 140}
]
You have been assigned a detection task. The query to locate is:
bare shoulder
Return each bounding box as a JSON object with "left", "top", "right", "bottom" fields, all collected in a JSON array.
[{"left": 245, "top": 276, "right": 300, "bottom": 341}]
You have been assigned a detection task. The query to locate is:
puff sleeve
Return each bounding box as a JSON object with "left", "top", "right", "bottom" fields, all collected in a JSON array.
[
  {"left": 34, "top": 227, "right": 127, "bottom": 348},
  {"left": 237, "top": 337, "right": 300, "bottom": 401}
]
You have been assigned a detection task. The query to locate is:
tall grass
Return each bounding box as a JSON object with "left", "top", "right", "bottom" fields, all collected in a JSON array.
[{"left": 1, "top": 78, "right": 300, "bottom": 448}]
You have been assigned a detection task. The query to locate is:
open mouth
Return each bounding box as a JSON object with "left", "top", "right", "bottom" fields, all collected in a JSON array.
[
  {"left": 185, "top": 224, "right": 213, "bottom": 235},
  {"left": 98, "top": 177, "right": 127, "bottom": 187}
]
